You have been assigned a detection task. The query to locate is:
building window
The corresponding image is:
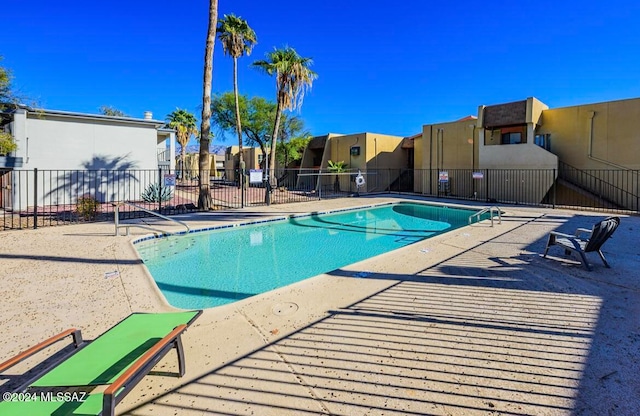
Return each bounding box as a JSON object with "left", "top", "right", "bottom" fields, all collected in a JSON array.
[
  {"left": 534, "top": 134, "right": 551, "bottom": 150},
  {"left": 498, "top": 125, "right": 526, "bottom": 145},
  {"left": 501, "top": 132, "right": 522, "bottom": 144}
]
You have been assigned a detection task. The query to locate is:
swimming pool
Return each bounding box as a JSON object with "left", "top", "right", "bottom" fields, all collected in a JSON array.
[{"left": 135, "top": 202, "right": 486, "bottom": 309}]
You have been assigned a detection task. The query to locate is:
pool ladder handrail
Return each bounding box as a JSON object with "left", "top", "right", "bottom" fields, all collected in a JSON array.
[
  {"left": 468, "top": 206, "right": 502, "bottom": 227},
  {"left": 114, "top": 202, "right": 190, "bottom": 236}
]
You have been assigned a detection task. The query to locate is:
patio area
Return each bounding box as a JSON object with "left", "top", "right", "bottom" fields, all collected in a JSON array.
[{"left": 1, "top": 195, "right": 638, "bottom": 415}]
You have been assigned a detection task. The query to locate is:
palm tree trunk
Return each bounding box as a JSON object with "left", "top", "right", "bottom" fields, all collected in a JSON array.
[
  {"left": 233, "top": 56, "right": 244, "bottom": 188},
  {"left": 198, "top": 0, "right": 218, "bottom": 210},
  {"left": 181, "top": 148, "right": 186, "bottom": 180},
  {"left": 269, "top": 93, "right": 284, "bottom": 187}
]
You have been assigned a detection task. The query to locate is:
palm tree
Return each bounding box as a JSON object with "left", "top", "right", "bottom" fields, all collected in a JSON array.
[
  {"left": 165, "top": 109, "right": 198, "bottom": 180},
  {"left": 252, "top": 46, "right": 317, "bottom": 188},
  {"left": 327, "top": 160, "right": 347, "bottom": 193},
  {"left": 217, "top": 14, "right": 257, "bottom": 186},
  {"left": 198, "top": 0, "right": 218, "bottom": 210}
]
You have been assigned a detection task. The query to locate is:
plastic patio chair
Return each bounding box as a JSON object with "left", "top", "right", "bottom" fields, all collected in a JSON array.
[
  {"left": 543, "top": 216, "right": 620, "bottom": 271},
  {"left": 0, "top": 311, "right": 202, "bottom": 416}
]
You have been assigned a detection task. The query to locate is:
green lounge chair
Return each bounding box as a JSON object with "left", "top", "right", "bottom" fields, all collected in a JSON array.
[{"left": 0, "top": 311, "right": 201, "bottom": 416}]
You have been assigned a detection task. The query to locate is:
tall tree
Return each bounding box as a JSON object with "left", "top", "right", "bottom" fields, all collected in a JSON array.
[
  {"left": 277, "top": 135, "right": 311, "bottom": 168},
  {"left": 217, "top": 14, "right": 257, "bottom": 184},
  {"left": 210, "top": 92, "right": 308, "bottom": 165},
  {"left": 0, "top": 57, "right": 18, "bottom": 154},
  {"left": 252, "top": 46, "right": 317, "bottom": 186},
  {"left": 99, "top": 105, "right": 128, "bottom": 117},
  {"left": 1, "top": 56, "right": 37, "bottom": 112},
  {"left": 0, "top": 56, "right": 17, "bottom": 110},
  {"left": 198, "top": 0, "right": 218, "bottom": 209},
  {"left": 165, "top": 109, "right": 198, "bottom": 178}
]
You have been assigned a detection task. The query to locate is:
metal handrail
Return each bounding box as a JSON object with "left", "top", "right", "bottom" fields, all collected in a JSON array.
[
  {"left": 468, "top": 206, "right": 502, "bottom": 227},
  {"left": 114, "top": 202, "right": 190, "bottom": 236},
  {"left": 559, "top": 161, "right": 639, "bottom": 202}
]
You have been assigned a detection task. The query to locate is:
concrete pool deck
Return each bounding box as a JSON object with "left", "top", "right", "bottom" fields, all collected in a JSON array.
[{"left": 1, "top": 195, "right": 639, "bottom": 415}]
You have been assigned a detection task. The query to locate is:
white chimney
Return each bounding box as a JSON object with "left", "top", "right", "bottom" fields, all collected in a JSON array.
[{"left": 144, "top": 111, "right": 153, "bottom": 120}]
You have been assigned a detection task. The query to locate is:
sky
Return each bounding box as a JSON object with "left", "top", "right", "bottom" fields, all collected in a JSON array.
[{"left": 4, "top": 0, "right": 640, "bottom": 144}]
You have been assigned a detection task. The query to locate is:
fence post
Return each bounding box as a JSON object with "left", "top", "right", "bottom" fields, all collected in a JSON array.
[
  {"left": 485, "top": 169, "right": 489, "bottom": 203},
  {"left": 553, "top": 168, "right": 557, "bottom": 209},
  {"left": 240, "top": 160, "right": 245, "bottom": 208},
  {"left": 33, "top": 168, "right": 38, "bottom": 229},
  {"left": 158, "top": 168, "right": 162, "bottom": 212}
]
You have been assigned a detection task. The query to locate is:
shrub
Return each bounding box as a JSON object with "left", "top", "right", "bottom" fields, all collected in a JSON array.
[
  {"left": 327, "top": 160, "right": 347, "bottom": 192},
  {"left": 0, "top": 132, "right": 17, "bottom": 155},
  {"left": 141, "top": 183, "right": 173, "bottom": 203},
  {"left": 76, "top": 195, "right": 101, "bottom": 221}
]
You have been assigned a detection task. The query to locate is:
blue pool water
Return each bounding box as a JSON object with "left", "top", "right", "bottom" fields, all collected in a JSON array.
[{"left": 135, "top": 202, "right": 484, "bottom": 309}]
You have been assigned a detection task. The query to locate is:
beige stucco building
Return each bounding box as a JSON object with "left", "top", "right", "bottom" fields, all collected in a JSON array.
[
  {"left": 416, "top": 96, "right": 639, "bottom": 211},
  {"left": 298, "top": 132, "right": 410, "bottom": 193},
  {"left": 418, "top": 98, "right": 558, "bottom": 204},
  {"left": 294, "top": 96, "right": 638, "bottom": 211},
  {"left": 0, "top": 106, "right": 175, "bottom": 210},
  {"left": 223, "top": 146, "right": 263, "bottom": 183}
]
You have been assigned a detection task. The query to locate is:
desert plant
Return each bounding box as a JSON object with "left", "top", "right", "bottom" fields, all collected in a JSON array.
[
  {"left": 0, "top": 132, "right": 17, "bottom": 155},
  {"left": 327, "top": 160, "right": 347, "bottom": 192},
  {"left": 141, "top": 183, "right": 173, "bottom": 203},
  {"left": 76, "top": 195, "right": 101, "bottom": 221}
]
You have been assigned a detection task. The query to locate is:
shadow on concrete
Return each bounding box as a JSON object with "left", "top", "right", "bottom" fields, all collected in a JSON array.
[
  {"left": 0, "top": 253, "right": 143, "bottom": 265},
  {"left": 120, "top": 213, "right": 639, "bottom": 415}
]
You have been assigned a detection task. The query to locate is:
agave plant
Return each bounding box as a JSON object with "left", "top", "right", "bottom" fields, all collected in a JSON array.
[{"left": 141, "top": 183, "right": 173, "bottom": 203}]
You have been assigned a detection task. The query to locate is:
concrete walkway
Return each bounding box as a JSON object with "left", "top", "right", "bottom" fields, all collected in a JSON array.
[{"left": 1, "top": 195, "right": 639, "bottom": 415}]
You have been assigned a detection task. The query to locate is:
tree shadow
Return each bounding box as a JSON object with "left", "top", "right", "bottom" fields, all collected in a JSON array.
[{"left": 45, "top": 155, "right": 139, "bottom": 204}]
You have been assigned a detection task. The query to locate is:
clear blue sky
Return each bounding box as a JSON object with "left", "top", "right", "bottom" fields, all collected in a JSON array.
[{"left": 4, "top": 0, "right": 640, "bottom": 141}]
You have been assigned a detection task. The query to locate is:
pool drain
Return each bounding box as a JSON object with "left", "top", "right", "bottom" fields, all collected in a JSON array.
[{"left": 272, "top": 302, "right": 299, "bottom": 316}]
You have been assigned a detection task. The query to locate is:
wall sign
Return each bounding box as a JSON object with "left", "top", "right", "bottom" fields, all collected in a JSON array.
[
  {"left": 163, "top": 174, "right": 176, "bottom": 186},
  {"left": 249, "top": 169, "right": 263, "bottom": 183}
]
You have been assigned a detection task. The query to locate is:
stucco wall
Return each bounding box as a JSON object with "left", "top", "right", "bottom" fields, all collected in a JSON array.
[
  {"left": 421, "top": 119, "right": 476, "bottom": 171},
  {"left": 539, "top": 97, "right": 640, "bottom": 170},
  {"left": 419, "top": 119, "right": 478, "bottom": 195},
  {"left": 537, "top": 98, "right": 640, "bottom": 210},
  {"left": 478, "top": 141, "right": 558, "bottom": 170},
  {"left": 223, "top": 146, "right": 262, "bottom": 183},
  {"left": 20, "top": 114, "right": 158, "bottom": 170},
  {"left": 322, "top": 133, "right": 404, "bottom": 193},
  {"left": 8, "top": 110, "right": 164, "bottom": 209},
  {"left": 413, "top": 134, "right": 423, "bottom": 193},
  {"left": 364, "top": 133, "right": 405, "bottom": 192}
]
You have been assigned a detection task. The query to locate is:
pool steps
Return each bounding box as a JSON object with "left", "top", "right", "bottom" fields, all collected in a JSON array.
[
  {"left": 114, "top": 202, "right": 190, "bottom": 237},
  {"left": 468, "top": 206, "right": 502, "bottom": 227}
]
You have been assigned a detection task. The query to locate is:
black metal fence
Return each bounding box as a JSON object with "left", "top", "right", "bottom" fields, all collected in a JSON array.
[
  {"left": 1, "top": 167, "right": 638, "bottom": 231},
  {"left": 0, "top": 168, "right": 350, "bottom": 230},
  {"left": 385, "top": 168, "right": 638, "bottom": 213}
]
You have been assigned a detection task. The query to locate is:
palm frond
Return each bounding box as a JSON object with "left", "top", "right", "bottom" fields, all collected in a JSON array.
[{"left": 217, "top": 14, "right": 257, "bottom": 59}]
